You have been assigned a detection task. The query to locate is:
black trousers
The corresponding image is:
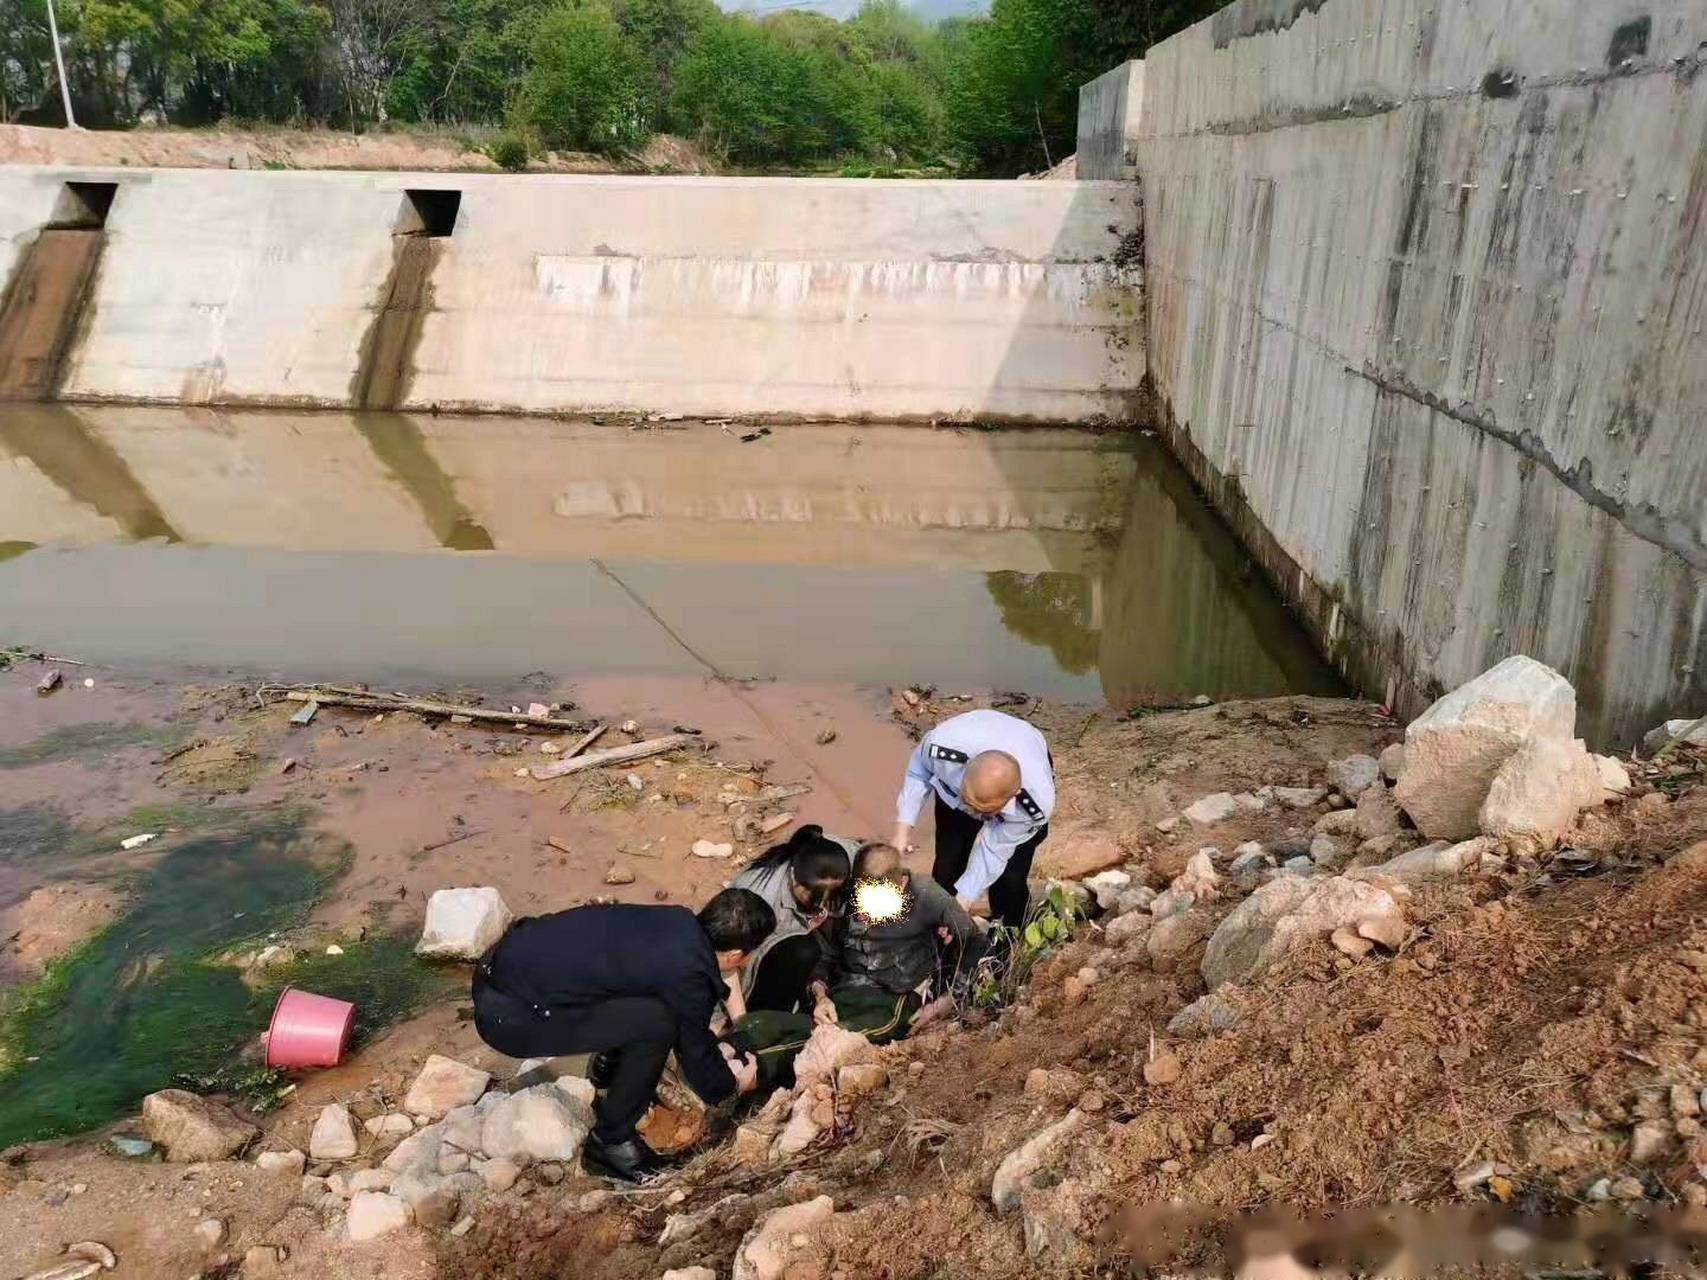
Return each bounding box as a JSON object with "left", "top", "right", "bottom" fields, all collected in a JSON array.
[
  {"left": 745, "top": 933, "right": 825, "bottom": 1014},
  {"left": 472, "top": 969, "right": 672, "bottom": 1144},
  {"left": 931, "top": 795, "right": 1047, "bottom": 930}
]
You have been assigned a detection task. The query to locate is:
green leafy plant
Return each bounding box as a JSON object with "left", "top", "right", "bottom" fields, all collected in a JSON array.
[
  {"left": 487, "top": 130, "right": 530, "bottom": 171},
  {"left": 972, "top": 884, "right": 1080, "bottom": 1011}
]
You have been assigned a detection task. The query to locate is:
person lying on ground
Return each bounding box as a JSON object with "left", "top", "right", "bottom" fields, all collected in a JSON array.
[
  {"left": 729, "top": 841, "right": 985, "bottom": 1090},
  {"left": 471, "top": 888, "right": 775, "bottom": 1182},
  {"left": 727, "top": 824, "right": 855, "bottom": 1018}
]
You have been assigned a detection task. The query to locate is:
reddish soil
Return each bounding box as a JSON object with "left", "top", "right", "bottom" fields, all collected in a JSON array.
[{"left": 4, "top": 657, "right": 1705, "bottom": 1279}]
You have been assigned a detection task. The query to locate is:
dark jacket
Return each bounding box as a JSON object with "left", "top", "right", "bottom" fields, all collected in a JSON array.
[
  {"left": 484, "top": 903, "right": 735, "bottom": 1106},
  {"left": 824, "top": 873, "right": 984, "bottom": 1001}
]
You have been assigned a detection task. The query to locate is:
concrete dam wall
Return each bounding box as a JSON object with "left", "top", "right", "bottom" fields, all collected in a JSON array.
[
  {"left": 0, "top": 169, "right": 1143, "bottom": 422},
  {"left": 1123, "top": 0, "right": 1707, "bottom": 746}
]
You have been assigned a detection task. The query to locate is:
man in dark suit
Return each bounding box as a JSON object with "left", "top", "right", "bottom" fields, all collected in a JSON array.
[{"left": 472, "top": 888, "right": 775, "bottom": 1181}]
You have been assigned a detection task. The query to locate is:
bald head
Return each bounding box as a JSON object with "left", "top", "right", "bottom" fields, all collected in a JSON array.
[
  {"left": 853, "top": 841, "right": 903, "bottom": 883},
  {"left": 962, "top": 750, "right": 1021, "bottom": 814}
]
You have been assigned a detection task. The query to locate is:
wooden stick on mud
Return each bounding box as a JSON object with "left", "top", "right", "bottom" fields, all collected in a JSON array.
[
  {"left": 529, "top": 734, "right": 699, "bottom": 781},
  {"left": 562, "top": 723, "right": 608, "bottom": 759},
  {"left": 282, "top": 689, "right": 587, "bottom": 731}
]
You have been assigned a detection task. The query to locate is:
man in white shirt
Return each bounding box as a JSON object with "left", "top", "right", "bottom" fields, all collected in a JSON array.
[{"left": 890, "top": 708, "right": 1054, "bottom": 930}]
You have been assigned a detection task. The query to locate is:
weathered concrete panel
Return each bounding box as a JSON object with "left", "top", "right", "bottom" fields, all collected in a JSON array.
[
  {"left": 1077, "top": 61, "right": 1146, "bottom": 180},
  {"left": 0, "top": 168, "right": 1144, "bottom": 422},
  {"left": 1134, "top": 0, "right": 1707, "bottom": 746}
]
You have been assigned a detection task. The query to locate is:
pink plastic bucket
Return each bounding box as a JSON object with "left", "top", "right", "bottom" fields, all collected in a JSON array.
[{"left": 265, "top": 987, "right": 355, "bottom": 1069}]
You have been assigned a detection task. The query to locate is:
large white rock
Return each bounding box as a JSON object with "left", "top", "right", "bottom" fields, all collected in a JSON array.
[
  {"left": 309, "top": 1104, "right": 359, "bottom": 1161},
  {"left": 1642, "top": 718, "right": 1707, "bottom": 754},
  {"left": 992, "top": 1110, "right": 1085, "bottom": 1214},
  {"left": 1478, "top": 735, "right": 1603, "bottom": 854},
  {"left": 404, "top": 1055, "right": 492, "bottom": 1119},
  {"left": 141, "top": 1089, "right": 258, "bottom": 1162},
  {"left": 479, "top": 1084, "right": 592, "bottom": 1163},
  {"left": 1201, "top": 876, "right": 1403, "bottom": 989},
  {"left": 1083, "top": 869, "right": 1131, "bottom": 911},
  {"left": 416, "top": 887, "right": 513, "bottom": 961},
  {"left": 1394, "top": 656, "right": 1576, "bottom": 840},
  {"left": 383, "top": 1122, "right": 444, "bottom": 1173},
  {"left": 792, "top": 1023, "right": 873, "bottom": 1089},
  {"left": 347, "top": 1191, "right": 412, "bottom": 1242},
  {"left": 732, "top": 1196, "right": 835, "bottom": 1280}
]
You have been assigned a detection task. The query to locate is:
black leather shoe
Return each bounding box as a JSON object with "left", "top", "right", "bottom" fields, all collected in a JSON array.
[
  {"left": 587, "top": 1052, "right": 614, "bottom": 1090},
  {"left": 582, "top": 1131, "right": 662, "bottom": 1183}
]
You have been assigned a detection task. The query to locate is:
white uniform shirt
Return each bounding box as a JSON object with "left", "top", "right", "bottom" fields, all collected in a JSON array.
[{"left": 894, "top": 709, "right": 1054, "bottom": 903}]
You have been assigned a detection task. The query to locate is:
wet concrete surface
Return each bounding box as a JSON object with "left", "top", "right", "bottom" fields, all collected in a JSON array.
[{"left": 0, "top": 408, "right": 1338, "bottom": 705}]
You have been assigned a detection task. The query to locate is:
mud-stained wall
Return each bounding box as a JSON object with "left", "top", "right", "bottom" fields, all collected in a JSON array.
[
  {"left": 1077, "top": 62, "right": 1146, "bottom": 181},
  {"left": 1133, "top": 0, "right": 1707, "bottom": 746},
  {"left": 0, "top": 168, "right": 1143, "bottom": 422}
]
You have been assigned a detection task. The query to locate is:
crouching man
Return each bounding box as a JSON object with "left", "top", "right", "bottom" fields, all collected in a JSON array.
[
  {"left": 472, "top": 888, "right": 774, "bottom": 1181},
  {"left": 732, "top": 843, "right": 984, "bottom": 1089}
]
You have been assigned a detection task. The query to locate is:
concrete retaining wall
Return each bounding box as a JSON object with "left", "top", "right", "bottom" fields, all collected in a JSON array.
[
  {"left": 0, "top": 168, "right": 1143, "bottom": 422},
  {"left": 1076, "top": 61, "right": 1145, "bottom": 180},
  {"left": 1132, "top": 0, "right": 1707, "bottom": 746}
]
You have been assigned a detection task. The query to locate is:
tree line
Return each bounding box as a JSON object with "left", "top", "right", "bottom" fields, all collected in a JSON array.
[{"left": 1, "top": 0, "right": 1220, "bottom": 175}]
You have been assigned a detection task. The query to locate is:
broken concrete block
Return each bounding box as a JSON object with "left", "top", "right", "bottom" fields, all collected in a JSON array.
[
  {"left": 1641, "top": 718, "right": 1707, "bottom": 755},
  {"left": 1395, "top": 655, "right": 1576, "bottom": 840},
  {"left": 1328, "top": 755, "right": 1380, "bottom": 798},
  {"left": 404, "top": 1055, "right": 491, "bottom": 1119},
  {"left": 1478, "top": 734, "right": 1602, "bottom": 854},
  {"left": 416, "top": 887, "right": 512, "bottom": 961},
  {"left": 1201, "top": 876, "right": 1401, "bottom": 989}
]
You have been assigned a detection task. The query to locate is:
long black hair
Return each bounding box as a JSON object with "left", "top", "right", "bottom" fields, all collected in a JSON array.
[{"left": 748, "top": 824, "right": 851, "bottom": 892}]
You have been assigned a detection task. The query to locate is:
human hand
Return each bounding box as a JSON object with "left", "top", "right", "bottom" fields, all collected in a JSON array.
[
  {"left": 813, "top": 997, "right": 839, "bottom": 1027},
  {"left": 732, "top": 1052, "right": 759, "bottom": 1094},
  {"left": 891, "top": 824, "right": 916, "bottom": 856},
  {"left": 911, "top": 995, "right": 954, "bottom": 1029},
  {"left": 719, "top": 1041, "right": 739, "bottom": 1061}
]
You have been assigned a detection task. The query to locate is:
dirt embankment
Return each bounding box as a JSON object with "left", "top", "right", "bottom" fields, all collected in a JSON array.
[
  {"left": 0, "top": 124, "right": 714, "bottom": 175},
  {"left": 3, "top": 667, "right": 1705, "bottom": 1279}
]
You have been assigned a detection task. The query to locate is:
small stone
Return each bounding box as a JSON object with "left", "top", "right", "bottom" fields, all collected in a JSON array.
[
  {"left": 539, "top": 741, "right": 561, "bottom": 754},
  {"left": 1673, "top": 1085, "right": 1701, "bottom": 1118},
  {"left": 416, "top": 888, "right": 513, "bottom": 962},
  {"left": 1328, "top": 755, "right": 1381, "bottom": 797},
  {"left": 533, "top": 1162, "right": 565, "bottom": 1185},
  {"left": 1250, "top": 1133, "right": 1275, "bottom": 1151},
  {"left": 243, "top": 1245, "right": 288, "bottom": 1276},
  {"left": 364, "top": 1114, "right": 414, "bottom": 1138},
  {"left": 1313, "top": 809, "right": 1359, "bottom": 836},
  {"left": 626, "top": 773, "right": 645, "bottom": 792},
  {"left": 604, "top": 864, "right": 636, "bottom": 885},
  {"left": 579, "top": 1190, "right": 613, "bottom": 1212},
  {"left": 108, "top": 1135, "right": 156, "bottom": 1159},
  {"left": 477, "top": 1155, "right": 517, "bottom": 1190},
  {"left": 1331, "top": 927, "right": 1373, "bottom": 958},
  {"left": 1685, "top": 1184, "right": 1707, "bottom": 1208},
  {"left": 278, "top": 757, "right": 297, "bottom": 775},
  {"left": 1631, "top": 1120, "right": 1672, "bottom": 1164},
  {"left": 348, "top": 1191, "right": 413, "bottom": 1241},
  {"left": 816, "top": 727, "right": 837, "bottom": 745},
  {"left": 349, "top": 1169, "right": 396, "bottom": 1194},
  {"left": 1454, "top": 1161, "right": 1496, "bottom": 1193},
  {"left": 404, "top": 1055, "right": 492, "bottom": 1118},
  {"left": 1160, "top": 1159, "right": 1183, "bottom": 1174},
  {"left": 1309, "top": 835, "right": 1343, "bottom": 865},
  {"left": 1611, "top": 1175, "right": 1647, "bottom": 1201},
  {"left": 838, "top": 1064, "right": 888, "bottom": 1097},
  {"left": 255, "top": 1149, "right": 306, "bottom": 1176},
  {"left": 1272, "top": 786, "right": 1328, "bottom": 809},
  {"left": 450, "top": 1215, "right": 476, "bottom": 1237},
  {"left": 1211, "top": 1122, "right": 1233, "bottom": 1146},
  {"left": 527, "top": 703, "right": 549, "bottom": 718},
  {"left": 309, "top": 1105, "right": 359, "bottom": 1161},
  {"left": 1283, "top": 855, "right": 1314, "bottom": 874},
  {"left": 1378, "top": 742, "right": 1405, "bottom": 781},
  {"left": 1356, "top": 912, "right": 1407, "bottom": 951},
  {"left": 1105, "top": 911, "right": 1151, "bottom": 944},
  {"left": 1183, "top": 793, "right": 1239, "bottom": 825},
  {"left": 194, "top": 1217, "right": 228, "bottom": 1249},
  {"left": 692, "top": 840, "right": 734, "bottom": 859},
  {"left": 325, "top": 944, "right": 344, "bottom": 956},
  {"left": 141, "top": 1089, "right": 258, "bottom": 1162},
  {"left": 1192, "top": 694, "right": 1212, "bottom": 706},
  {"left": 1143, "top": 1051, "right": 1181, "bottom": 1086},
  {"left": 1155, "top": 816, "right": 1180, "bottom": 834}
]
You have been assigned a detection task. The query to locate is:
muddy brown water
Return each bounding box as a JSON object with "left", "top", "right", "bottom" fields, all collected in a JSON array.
[{"left": 0, "top": 406, "right": 1339, "bottom": 704}]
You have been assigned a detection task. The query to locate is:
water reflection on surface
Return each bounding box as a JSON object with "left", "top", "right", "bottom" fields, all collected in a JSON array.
[{"left": 0, "top": 406, "right": 1339, "bottom": 703}]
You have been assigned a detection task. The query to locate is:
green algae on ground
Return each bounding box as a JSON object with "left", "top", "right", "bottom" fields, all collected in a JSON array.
[
  {"left": 0, "top": 799, "right": 212, "bottom": 868},
  {"left": 0, "top": 719, "right": 184, "bottom": 770},
  {"left": 0, "top": 810, "right": 350, "bottom": 1146}
]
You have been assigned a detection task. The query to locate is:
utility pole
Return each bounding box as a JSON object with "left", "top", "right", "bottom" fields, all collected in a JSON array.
[{"left": 45, "top": 0, "right": 79, "bottom": 129}]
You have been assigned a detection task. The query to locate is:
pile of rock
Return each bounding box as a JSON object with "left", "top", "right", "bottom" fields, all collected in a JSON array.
[{"left": 143, "top": 1051, "right": 592, "bottom": 1252}]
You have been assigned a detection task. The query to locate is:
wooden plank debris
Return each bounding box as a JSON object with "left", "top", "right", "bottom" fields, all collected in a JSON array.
[
  {"left": 283, "top": 689, "right": 586, "bottom": 731},
  {"left": 529, "top": 734, "right": 699, "bottom": 781}
]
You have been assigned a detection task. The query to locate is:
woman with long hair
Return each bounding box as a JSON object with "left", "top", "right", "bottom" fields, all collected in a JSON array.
[{"left": 728, "top": 824, "right": 854, "bottom": 1014}]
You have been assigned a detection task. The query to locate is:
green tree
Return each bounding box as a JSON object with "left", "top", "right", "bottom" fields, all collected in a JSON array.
[
  {"left": 609, "top": 0, "right": 718, "bottom": 128},
  {"left": 512, "top": 2, "right": 649, "bottom": 153},
  {"left": 671, "top": 17, "right": 800, "bottom": 164}
]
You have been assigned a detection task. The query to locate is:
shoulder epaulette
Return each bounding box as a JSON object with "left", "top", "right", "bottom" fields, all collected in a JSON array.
[
  {"left": 1015, "top": 789, "right": 1044, "bottom": 821},
  {"left": 928, "top": 744, "right": 969, "bottom": 764}
]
